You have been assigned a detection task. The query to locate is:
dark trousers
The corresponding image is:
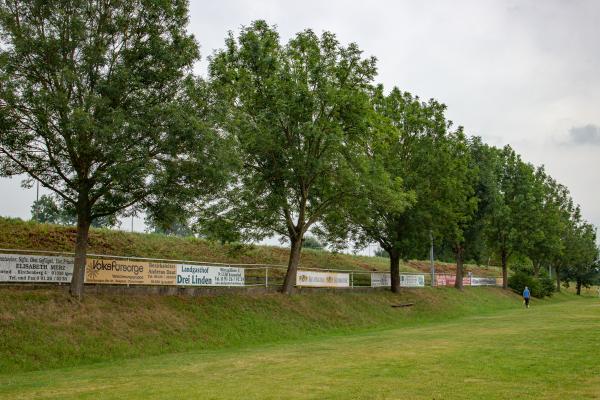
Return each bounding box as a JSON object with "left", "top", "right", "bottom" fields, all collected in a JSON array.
[{"left": 524, "top": 297, "right": 530, "bottom": 307}]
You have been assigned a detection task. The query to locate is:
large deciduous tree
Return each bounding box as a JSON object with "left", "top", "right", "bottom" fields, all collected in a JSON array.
[
  {"left": 0, "top": 0, "right": 217, "bottom": 298},
  {"left": 558, "top": 209, "right": 598, "bottom": 294},
  {"left": 208, "top": 21, "right": 385, "bottom": 294},
  {"left": 334, "top": 88, "right": 468, "bottom": 292},
  {"left": 484, "top": 146, "right": 539, "bottom": 289},
  {"left": 526, "top": 172, "right": 569, "bottom": 277}
]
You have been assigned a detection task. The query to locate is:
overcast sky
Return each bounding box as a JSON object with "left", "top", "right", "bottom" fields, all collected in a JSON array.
[{"left": 1, "top": 0, "right": 599, "bottom": 240}]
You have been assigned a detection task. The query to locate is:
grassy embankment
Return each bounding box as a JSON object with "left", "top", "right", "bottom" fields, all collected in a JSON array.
[
  {"left": 0, "top": 286, "right": 544, "bottom": 375},
  {"left": 0, "top": 216, "right": 501, "bottom": 276},
  {"left": 0, "top": 292, "right": 597, "bottom": 399}
]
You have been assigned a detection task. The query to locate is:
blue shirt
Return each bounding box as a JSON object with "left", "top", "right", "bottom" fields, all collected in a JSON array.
[{"left": 523, "top": 288, "right": 530, "bottom": 299}]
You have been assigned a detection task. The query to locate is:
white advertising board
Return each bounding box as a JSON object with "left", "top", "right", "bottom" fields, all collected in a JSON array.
[
  {"left": 371, "top": 272, "right": 391, "bottom": 287},
  {"left": 296, "top": 270, "right": 350, "bottom": 288},
  {"left": 176, "top": 264, "right": 245, "bottom": 286},
  {"left": 0, "top": 253, "right": 74, "bottom": 283},
  {"left": 471, "top": 277, "right": 497, "bottom": 286},
  {"left": 371, "top": 273, "right": 426, "bottom": 287},
  {"left": 400, "top": 274, "right": 425, "bottom": 287}
]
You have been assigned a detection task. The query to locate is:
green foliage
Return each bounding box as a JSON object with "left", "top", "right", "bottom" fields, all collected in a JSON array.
[
  {"left": 0, "top": 0, "right": 230, "bottom": 296},
  {"left": 207, "top": 20, "right": 402, "bottom": 291},
  {"left": 302, "top": 236, "right": 325, "bottom": 250},
  {"left": 0, "top": 0, "right": 206, "bottom": 223},
  {"left": 327, "top": 86, "right": 470, "bottom": 290},
  {"left": 31, "top": 195, "right": 66, "bottom": 225},
  {"left": 561, "top": 223, "right": 598, "bottom": 294},
  {"left": 539, "top": 274, "right": 556, "bottom": 298},
  {"left": 508, "top": 271, "right": 555, "bottom": 298},
  {"left": 0, "top": 7, "right": 595, "bottom": 297},
  {"left": 144, "top": 203, "right": 193, "bottom": 237},
  {"left": 508, "top": 271, "right": 542, "bottom": 298},
  {"left": 31, "top": 195, "right": 117, "bottom": 228},
  {"left": 374, "top": 248, "right": 390, "bottom": 258}
]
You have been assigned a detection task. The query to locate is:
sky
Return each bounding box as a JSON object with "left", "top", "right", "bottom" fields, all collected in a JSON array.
[{"left": 1, "top": 0, "right": 599, "bottom": 243}]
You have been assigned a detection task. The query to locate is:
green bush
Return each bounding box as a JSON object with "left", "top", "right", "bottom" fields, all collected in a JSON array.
[
  {"left": 538, "top": 274, "right": 555, "bottom": 298},
  {"left": 302, "top": 236, "right": 325, "bottom": 250},
  {"left": 508, "top": 271, "right": 544, "bottom": 298}
]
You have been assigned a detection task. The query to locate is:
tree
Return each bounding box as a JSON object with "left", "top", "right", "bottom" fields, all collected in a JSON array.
[
  {"left": 374, "top": 248, "right": 390, "bottom": 258},
  {"left": 0, "top": 0, "right": 214, "bottom": 298},
  {"left": 525, "top": 172, "right": 570, "bottom": 278},
  {"left": 445, "top": 134, "right": 477, "bottom": 290},
  {"left": 561, "top": 219, "right": 598, "bottom": 295},
  {"left": 484, "top": 146, "right": 540, "bottom": 289},
  {"left": 334, "top": 88, "right": 469, "bottom": 292},
  {"left": 31, "top": 194, "right": 65, "bottom": 225},
  {"left": 302, "top": 235, "right": 325, "bottom": 250},
  {"left": 144, "top": 198, "right": 194, "bottom": 237},
  {"left": 208, "top": 21, "right": 390, "bottom": 294},
  {"left": 458, "top": 138, "right": 501, "bottom": 268},
  {"left": 32, "top": 194, "right": 117, "bottom": 228}
]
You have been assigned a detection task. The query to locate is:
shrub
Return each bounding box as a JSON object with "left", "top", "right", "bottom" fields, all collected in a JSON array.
[
  {"left": 374, "top": 248, "right": 390, "bottom": 258},
  {"left": 508, "top": 271, "right": 543, "bottom": 298},
  {"left": 538, "top": 274, "right": 555, "bottom": 298},
  {"left": 302, "top": 236, "right": 325, "bottom": 250}
]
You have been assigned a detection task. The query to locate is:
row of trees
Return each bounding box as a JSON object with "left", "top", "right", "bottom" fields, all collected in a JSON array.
[{"left": 0, "top": 2, "right": 597, "bottom": 298}]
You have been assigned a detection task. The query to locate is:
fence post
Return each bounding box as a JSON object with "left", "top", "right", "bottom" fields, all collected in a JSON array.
[
  {"left": 351, "top": 272, "right": 354, "bottom": 288},
  {"left": 265, "top": 267, "right": 269, "bottom": 288}
]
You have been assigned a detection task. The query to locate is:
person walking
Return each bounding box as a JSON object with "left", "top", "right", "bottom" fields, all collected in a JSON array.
[{"left": 523, "top": 286, "right": 531, "bottom": 308}]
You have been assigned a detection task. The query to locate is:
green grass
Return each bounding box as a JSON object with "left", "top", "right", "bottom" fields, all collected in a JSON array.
[
  {"left": 0, "top": 216, "right": 502, "bottom": 276},
  {"left": 0, "top": 294, "right": 597, "bottom": 399},
  {"left": 0, "top": 287, "right": 525, "bottom": 374}
]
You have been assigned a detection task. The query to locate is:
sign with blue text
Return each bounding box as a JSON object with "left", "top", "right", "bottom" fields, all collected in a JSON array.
[{"left": 176, "top": 264, "right": 245, "bottom": 286}]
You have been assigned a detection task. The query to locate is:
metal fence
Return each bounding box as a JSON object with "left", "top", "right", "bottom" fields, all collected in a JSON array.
[{"left": 0, "top": 248, "right": 502, "bottom": 289}]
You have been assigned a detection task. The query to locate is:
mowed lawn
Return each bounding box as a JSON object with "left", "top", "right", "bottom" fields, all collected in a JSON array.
[{"left": 1, "top": 298, "right": 598, "bottom": 400}]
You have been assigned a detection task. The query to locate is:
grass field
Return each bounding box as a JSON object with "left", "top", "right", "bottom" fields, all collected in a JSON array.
[{"left": 1, "top": 291, "right": 598, "bottom": 399}]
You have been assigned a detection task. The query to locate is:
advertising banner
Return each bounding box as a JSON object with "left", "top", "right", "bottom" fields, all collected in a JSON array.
[
  {"left": 371, "top": 272, "right": 390, "bottom": 287},
  {"left": 471, "top": 277, "right": 497, "bottom": 286},
  {"left": 0, "top": 253, "right": 74, "bottom": 283},
  {"left": 296, "top": 270, "right": 350, "bottom": 288},
  {"left": 401, "top": 274, "right": 425, "bottom": 287},
  {"left": 435, "top": 274, "right": 471, "bottom": 287},
  {"left": 176, "top": 264, "right": 245, "bottom": 286},
  {"left": 85, "top": 258, "right": 177, "bottom": 285}
]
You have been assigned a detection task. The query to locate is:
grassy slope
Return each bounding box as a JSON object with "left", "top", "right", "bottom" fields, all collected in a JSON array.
[
  {"left": 0, "top": 286, "right": 535, "bottom": 374},
  {"left": 0, "top": 217, "right": 501, "bottom": 275},
  {"left": 1, "top": 295, "right": 597, "bottom": 399}
]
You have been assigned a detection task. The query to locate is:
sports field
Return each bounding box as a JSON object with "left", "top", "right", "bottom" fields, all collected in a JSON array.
[{"left": 1, "top": 296, "right": 598, "bottom": 400}]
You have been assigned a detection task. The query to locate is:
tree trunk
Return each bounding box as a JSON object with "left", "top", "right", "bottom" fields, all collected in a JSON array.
[
  {"left": 555, "top": 266, "right": 561, "bottom": 292},
  {"left": 389, "top": 250, "right": 401, "bottom": 293},
  {"left": 281, "top": 236, "right": 303, "bottom": 294},
  {"left": 576, "top": 279, "right": 582, "bottom": 296},
  {"left": 532, "top": 261, "right": 540, "bottom": 277},
  {"left": 70, "top": 211, "right": 91, "bottom": 300},
  {"left": 454, "top": 245, "right": 464, "bottom": 290},
  {"left": 501, "top": 249, "right": 508, "bottom": 289}
]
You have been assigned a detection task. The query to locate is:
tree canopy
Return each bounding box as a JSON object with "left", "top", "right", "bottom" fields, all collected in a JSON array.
[
  {"left": 0, "top": 0, "right": 226, "bottom": 298},
  {"left": 0, "top": 11, "right": 596, "bottom": 296},
  {"left": 206, "top": 21, "right": 406, "bottom": 293}
]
